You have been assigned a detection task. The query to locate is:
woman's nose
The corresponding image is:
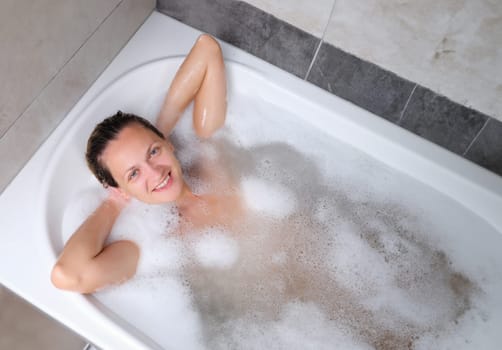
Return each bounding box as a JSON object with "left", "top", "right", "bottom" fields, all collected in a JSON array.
[{"left": 144, "top": 162, "right": 162, "bottom": 178}]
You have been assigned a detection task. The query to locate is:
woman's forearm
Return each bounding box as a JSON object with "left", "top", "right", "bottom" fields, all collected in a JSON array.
[
  {"left": 157, "top": 34, "right": 227, "bottom": 138},
  {"left": 51, "top": 198, "right": 139, "bottom": 293},
  {"left": 60, "top": 199, "right": 121, "bottom": 260}
]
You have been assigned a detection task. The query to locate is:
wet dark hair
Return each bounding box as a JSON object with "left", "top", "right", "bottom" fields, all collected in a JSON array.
[{"left": 86, "top": 111, "right": 165, "bottom": 188}]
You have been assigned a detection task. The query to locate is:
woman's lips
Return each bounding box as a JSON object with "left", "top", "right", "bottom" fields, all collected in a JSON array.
[{"left": 153, "top": 171, "right": 173, "bottom": 192}]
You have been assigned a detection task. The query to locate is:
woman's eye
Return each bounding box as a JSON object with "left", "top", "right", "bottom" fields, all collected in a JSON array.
[
  {"left": 128, "top": 169, "right": 139, "bottom": 181},
  {"left": 150, "top": 146, "right": 160, "bottom": 157}
]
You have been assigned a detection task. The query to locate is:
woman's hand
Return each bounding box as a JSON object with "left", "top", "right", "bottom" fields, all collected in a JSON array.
[{"left": 106, "top": 187, "right": 131, "bottom": 213}]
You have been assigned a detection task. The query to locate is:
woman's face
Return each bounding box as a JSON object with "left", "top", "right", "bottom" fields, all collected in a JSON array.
[{"left": 101, "top": 123, "right": 186, "bottom": 204}]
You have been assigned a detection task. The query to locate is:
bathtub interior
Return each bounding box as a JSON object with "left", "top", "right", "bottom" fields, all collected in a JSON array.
[{"left": 41, "top": 58, "right": 502, "bottom": 349}]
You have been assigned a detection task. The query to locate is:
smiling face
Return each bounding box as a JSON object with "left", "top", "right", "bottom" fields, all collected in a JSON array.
[{"left": 100, "top": 123, "right": 188, "bottom": 204}]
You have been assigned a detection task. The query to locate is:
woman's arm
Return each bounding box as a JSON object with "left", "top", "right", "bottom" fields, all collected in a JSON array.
[
  {"left": 51, "top": 191, "right": 138, "bottom": 294},
  {"left": 156, "top": 34, "right": 227, "bottom": 138}
]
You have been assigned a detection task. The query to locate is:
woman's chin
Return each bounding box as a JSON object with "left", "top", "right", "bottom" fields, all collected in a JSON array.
[{"left": 152, "top": 186, "right": 185, "bottom": 204}]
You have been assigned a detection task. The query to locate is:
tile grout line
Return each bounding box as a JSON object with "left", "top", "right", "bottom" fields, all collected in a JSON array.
[
  {"left": 304, "top": 0, "right": 337, "bottom": 80},
  {"left": 304, "top": 39, "right": 323, "bottom": 81},
  {"left": 0, "top": 0, "right": 124, "bottom": 140},
  {"left": 396, "top": 83, "right": 417, "bottom": 125},
  {"left": 462, "top": 117, "right": 490, "bottom": 156}
]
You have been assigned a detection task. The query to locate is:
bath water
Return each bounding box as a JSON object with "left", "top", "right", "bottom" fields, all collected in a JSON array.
[{"left": 62, "top": 93, "right": 502, "bottom": 349}]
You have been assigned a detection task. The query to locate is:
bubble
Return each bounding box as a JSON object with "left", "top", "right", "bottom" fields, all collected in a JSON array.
[
  {"left": 241, "top": 176, "right": 296, "bottom": 219},
  {"left": 327, "top": 221, "right": 393, "bottom": 295},
  {"left": 135, "top": 237, "right": 185, "bottom": 276},
  {"left": 211, "top": 301, "right": 373, "bottom": 350},
  {"left": 106, "top": 200, "right": 184, "bottom": 276},
  {"left": 192, "top": 229, "right": 239, "bottom": 269},
  {"left": 95, "top": 275, "right": 204, "bottom": 350}
]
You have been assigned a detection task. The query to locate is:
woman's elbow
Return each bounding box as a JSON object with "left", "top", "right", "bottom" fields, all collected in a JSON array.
[
  {"left": 51, "top": 264, "right": 99, "bottom": 294},
  {"left": 197, "top": 34, "right": 222, "bottom": 56},
  {"left": 51, "top": 262, "right": 83, "bottom": 292}
]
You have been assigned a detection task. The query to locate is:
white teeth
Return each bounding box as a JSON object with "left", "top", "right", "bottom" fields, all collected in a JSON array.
[{"left": 155, "top": 175, "right": 170, "bottom": 190}]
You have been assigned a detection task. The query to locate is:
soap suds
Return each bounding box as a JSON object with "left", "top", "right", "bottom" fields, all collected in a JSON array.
[{"left": 192, "top": 229, "right": 239, "bottom": 269}]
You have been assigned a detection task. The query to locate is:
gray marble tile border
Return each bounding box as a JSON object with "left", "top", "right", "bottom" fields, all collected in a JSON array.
[
  {"left": 156, "top": 0, "right": 502, "bottom": 177},
  {"left": 306, "top": 43, "right": 416, "bottom": 123},
  {"left": 464, "top": 118, "right": 502, "bottom": 176},
  {"left": 398, "top": 86, "right": 489, "bottom": 155},
  {"left": 157, "top": 0, "right": 319, "bottom": 78}
]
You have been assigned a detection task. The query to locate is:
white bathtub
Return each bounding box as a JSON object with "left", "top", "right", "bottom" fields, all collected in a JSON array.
[{"left": 1, "top": 12, "right": 502, "bottom": 350}]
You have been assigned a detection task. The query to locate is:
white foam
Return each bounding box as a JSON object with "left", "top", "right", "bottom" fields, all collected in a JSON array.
[
  {"left": 241, "top": 176, "right": 296, "bottom": 219},
  {"left": 192, "top": 229, "right": 239, "bottom": 269},
  {"left": 327, "top": 221, "right": 393, "bottom": 295},
  {"left": 176, "top": 141, "right": 200, "bottom": 168},
  {"left": 211, "top": 301, "right": 373, "bottom": 350},
  {"left": 414, "top": 302, "right": 493, "bottom": 350},
  {"left": 109, "top": 200, "right": 184, "bottom": 276},
  {"left": 314, "top": 198, "right": 332, "bottom": 223},
  {"left": 96, "top": 275, "right": 204, "bottom": 350},
  {"left": 363, "top": 285, "right": 448, "bottom": 328}
]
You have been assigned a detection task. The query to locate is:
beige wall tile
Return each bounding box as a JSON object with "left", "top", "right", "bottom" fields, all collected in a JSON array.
[
  {"left": 244, "top": 0, "right": 336, "bottom": 37},
  {"left": 426, "top": 1, "right": 502, "bottom": 120},
  {"left": 324, "top": 0, "right": 502, "bottom": 121},
  {"left": 0, "top": 0, "right": 122, "bottom": 137}
]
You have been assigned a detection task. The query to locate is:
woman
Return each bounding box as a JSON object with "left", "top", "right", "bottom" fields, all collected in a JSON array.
[{"left": 51, "top": 34, "right": 230, "bottom": 293}]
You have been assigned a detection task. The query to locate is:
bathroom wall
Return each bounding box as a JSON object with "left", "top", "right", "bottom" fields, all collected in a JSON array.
[
  {"left": 157, "top": 0, "right": 502, "bottom": 177},
  {"left": 0, "top": 0, "right": 155, "bottom": 348}
]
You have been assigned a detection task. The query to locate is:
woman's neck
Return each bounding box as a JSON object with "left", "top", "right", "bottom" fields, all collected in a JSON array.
[{"left": 175, "top": 181, "right": 200, "bottom": 210}]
